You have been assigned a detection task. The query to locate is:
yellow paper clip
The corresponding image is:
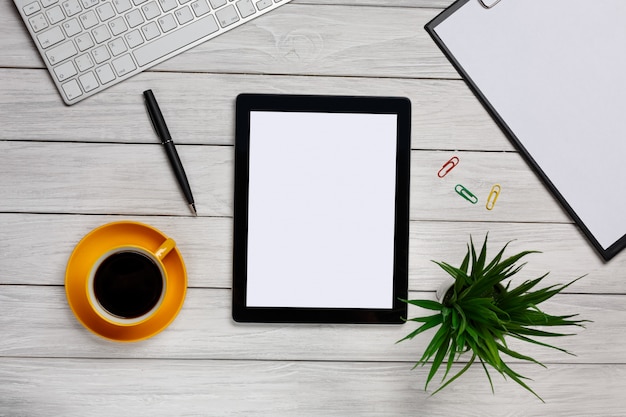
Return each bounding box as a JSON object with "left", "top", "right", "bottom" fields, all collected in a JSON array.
[
  {"left": 438, "top": 156, "right": 459, "bottom": 178},
  {"left": 486, "top": 184, "right": 501, "bottom": 210},
  {"left": 455, "top": 184, "right": 478, "bottom": 204}
]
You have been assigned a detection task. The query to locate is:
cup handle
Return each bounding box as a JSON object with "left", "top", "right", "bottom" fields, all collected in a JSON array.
[{"left": 154, "top": 238, "right": 176, "bottom": 261}]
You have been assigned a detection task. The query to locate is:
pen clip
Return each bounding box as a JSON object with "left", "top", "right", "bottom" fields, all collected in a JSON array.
[{"left": 143, "top": 89, "right": 172, "bottom": 143}]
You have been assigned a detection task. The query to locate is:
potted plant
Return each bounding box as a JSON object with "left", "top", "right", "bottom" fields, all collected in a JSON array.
[{"left": 398, "top": 235, "right": 587, "bottom": 401}]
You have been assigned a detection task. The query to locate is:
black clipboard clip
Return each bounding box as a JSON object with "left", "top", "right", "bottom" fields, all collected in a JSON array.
[{"left": 478, "top": 0, "right": 502, "bottom": 8}]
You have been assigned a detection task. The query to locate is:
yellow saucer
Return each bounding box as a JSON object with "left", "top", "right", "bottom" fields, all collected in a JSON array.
[{"left": 65, "top": 221, "right": 187, "bottom": 342}]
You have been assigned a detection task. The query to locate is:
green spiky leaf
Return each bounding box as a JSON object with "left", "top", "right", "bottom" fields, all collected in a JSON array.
[{"left": 398, "top": 234, "right": 589, "bottom": 401}]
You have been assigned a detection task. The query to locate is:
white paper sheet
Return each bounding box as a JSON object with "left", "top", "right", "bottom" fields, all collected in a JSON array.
[
  {"left": 434, "top": 0, "right": 626, "bottom": 250},
  {"left": 245, "top": 111, "right": 398, "bottom": 308}
]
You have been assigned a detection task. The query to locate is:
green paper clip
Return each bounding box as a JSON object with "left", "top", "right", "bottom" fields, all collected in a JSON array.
[{"left": 455, "top": 184, "right": 478, "bottom": 204}]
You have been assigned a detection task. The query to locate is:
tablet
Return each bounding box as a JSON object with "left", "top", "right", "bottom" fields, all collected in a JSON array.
[{"left": 232, "top": 94, "right": 411, "bottom": 323}]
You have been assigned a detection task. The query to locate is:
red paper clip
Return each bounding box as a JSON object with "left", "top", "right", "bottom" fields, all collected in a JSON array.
[{"left": 438, "top": 156, "right": 459, "bottom": 178}]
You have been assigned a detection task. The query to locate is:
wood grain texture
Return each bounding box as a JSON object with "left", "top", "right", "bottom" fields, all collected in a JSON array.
[
  {"left": 1, "top": 0, "right": 625, "bottom": 414},
  {"left": 294, "top": 0, "right": 455, "bottom": 8},
  {"left": 2, "top": 213, "right": 624, "bottom": 292},
  {"left": 0, "top": 141, "right": 232, "bottom": 217},
  {"left": 0, "top": 69, "right": 510, "bottom": 151},
  {"left": 0, "top": 142, "right": 566, "bottom": 222},
  {"left": 1, "top": 358, "right": 624, "bottom": 417},
  {"left": 0, "top": 285, "right": 609, "bottom": 363},
  {"left": 0, "top": 2, "right": 455, "bottom": 78}
]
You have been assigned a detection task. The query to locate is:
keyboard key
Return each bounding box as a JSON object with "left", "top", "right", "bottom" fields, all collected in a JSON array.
[
  {"left": 158, "top": 14, "right": 177, "bottom": 32},
  {"left": 124, "top": 29, "right": 144, "bottom": 47},
  {"left": 109, "top": 16, "right": 128, "bottom": 36},
  {"left": 141, "top": 21, "right": 161, "bottom": 40},
  {"left": 46, "top": 5, "right": 65, "bottom": 25},
  {"left": 46, "top": 40, "right": 78, "bottom": 65},
  {"left": 174, "top": 6, "right": 193, "bottom": 25},
  {"left": 236, "top": 0, "right": 256, "bottom": 18},
  {"left": 92, "top": 45, "right": 110, "bottom": 63},
  {"left": 141, "top": 1, "right": 161, "bottom": 20},
  {"left": 133, "top": 13, "right": 218, "bottom": 66},
  {"left": 28, "top": 13, "right": 49, "bottom": 33},
  {"left": 19, "top": 0, "right": 290, "bottom": 104},
  {"left": 81, "top": 0, "right": 99, "bottom": 9},
  {"left": 23, "top": 2, "right": 42, "bottom": 16},
  {"left": 79, "top": 71, "right": 99, "bottom": 92},
  {"left": 75, "top": 52, "right": 94, "bottom": 71},
  {"left": 108, "top": 38, "right": 128, "bottom": 56},
  {"left": 256, "top": 0, "right": 272, "bottom": 11},
  {"left": 81, "top": 0, "right": 100, "bottom": 9},
  {"left": 79, "top": 10, "right": 99, "bottom": 29},
  {"left": 62, "top": 18, "right": 82, "bottom": 37},
  {"left": 125, "top": 9, "right": 145, "bottom": 28},
  {"left": 53, "top": 60, "right": 77, "bottom": 81},
  {"left": 159, "top": 0, "right": 178, "bottom": 12},
  {"left": 95, "top": 63, "right": 116, "bottom": 84},
  {"left": 209, "top": 0, "right": 226, "bottom": 8},
  {"left": 96, "top": 3, "right": 116, "bottom": 21},
  {"left": 37, "top": 26, "right": 65, "bottom": 48},
  {"left": 216, "top": 5, "right": 239, "bottom": 27},
  {"left": 191, "top": 0, "right": 210, "bottom": 17},
  {"left": 62, "top": 79, "right": 83, "bottom": 100},
  {"left": 112, "top": 0, "right": 132, "bottom": 13},
  {"left": 75, "top": 32, "right": 94, "bottom": 51},
  {"left": 62, "top": 0, "right": 83, "bottom": 16},
  {"left": 112, "top": 53, "right": 136, "bottom": 76},
  {"left": 92, "top": 25, "right": 111, "bottom": 43}
]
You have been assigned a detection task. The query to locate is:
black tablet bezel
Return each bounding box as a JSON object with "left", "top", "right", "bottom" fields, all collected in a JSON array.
[{"left": 232, "top": 94, "right": 411, "bottom": 323}]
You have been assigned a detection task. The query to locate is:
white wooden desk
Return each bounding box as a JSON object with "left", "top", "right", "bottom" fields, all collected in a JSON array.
[{"left": 1, "top": 1, "right": 625, "bottom": 415}]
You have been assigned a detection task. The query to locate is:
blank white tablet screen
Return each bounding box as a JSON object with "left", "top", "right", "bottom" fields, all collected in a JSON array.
[{"left": 246, "top": 111, "right": 398, "bottom": 308}]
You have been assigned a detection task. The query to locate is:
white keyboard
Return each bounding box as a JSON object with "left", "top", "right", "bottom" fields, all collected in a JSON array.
[{"left": 14, "top": 0, "right": 291, "bottom": 105}]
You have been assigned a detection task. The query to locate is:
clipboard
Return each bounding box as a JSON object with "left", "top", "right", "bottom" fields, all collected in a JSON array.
[
  {"left": 232, "top": 94, "right": 411, "bottom": 323},
  {"left": 426, "top": 0, "right": 626, "bottom": 260}
]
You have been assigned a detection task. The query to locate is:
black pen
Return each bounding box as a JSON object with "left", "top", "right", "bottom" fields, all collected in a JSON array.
[{"left": 143, "top": 89, "right": 197, "bottom": 216}]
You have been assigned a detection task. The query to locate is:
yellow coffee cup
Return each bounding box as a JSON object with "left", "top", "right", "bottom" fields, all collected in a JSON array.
[
  {"left": 66, "top": 222, "right": 187, "bottom": 342},
  {"left": 86, "top": 238, "right": 175, "bottom": 326}
]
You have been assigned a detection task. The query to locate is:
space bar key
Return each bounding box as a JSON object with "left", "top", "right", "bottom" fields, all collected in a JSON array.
[{"left": 133, "top": 15, "right": 219, "bottom": 67}]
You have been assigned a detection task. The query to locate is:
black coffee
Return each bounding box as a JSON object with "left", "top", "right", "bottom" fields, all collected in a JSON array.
[{"left": 93, "top": 251, "right": 164, "bottom": 319}]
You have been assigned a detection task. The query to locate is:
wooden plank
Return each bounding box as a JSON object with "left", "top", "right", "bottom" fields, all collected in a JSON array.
[
  {"left": 0, "top": 3, "right": 456, "bottom": 79},
  {"left": 0, "top": 69, "right": 509, "bottom": 151},
  {"left": 0, "top": 214, "right": 233, "bottom": 288},
  {"left": 0, "top": 143, "right": 564, "bottom": 221},
  {"left": 0, "top": 142, "right": 233, "bottom": 217},
  {"left": 0, "top": 1, "right": 40, "bottom": 68},
  {"left": 295, "top": 0, "right": 455, "bottom": 7},
  {"left": 410, "top": 221, "right": 625, "bottom": 292},
  {"left": 412, "top": 150, "right": 571, "bottom": 223},
  {"left": 1, "top": 357, "right": 623, "bottom": 416},
  {"left": 1, "top": 214, "right": 622, "bottom": 292},
  {"left": 0, "top": 285, "right": 613, "bottom": 363}
]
